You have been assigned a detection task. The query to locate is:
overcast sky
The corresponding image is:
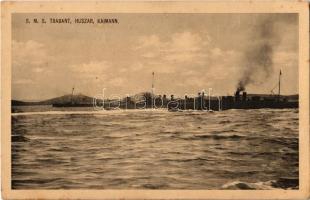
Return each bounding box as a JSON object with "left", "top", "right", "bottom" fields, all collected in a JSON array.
[{"left": 12, "top": 13, "right": 298, "bottom": 101}]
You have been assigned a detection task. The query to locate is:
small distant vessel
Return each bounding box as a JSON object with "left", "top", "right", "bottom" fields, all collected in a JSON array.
[
  {"left": 104, "top": 107, "right": 119, "bottom": 111},
  {"left": 168, "top": 108, "right": 183, "bottom": 112}
]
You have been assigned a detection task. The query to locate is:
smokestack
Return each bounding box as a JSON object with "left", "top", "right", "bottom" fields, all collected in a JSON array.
[
  {"left": 235, "top": 84, "right": 245, "bottom": 102},
  {"left": 242, "top": 91, "right": 247, "bottom": 102},
  {"left": 235, "top": 90, "right": 240, "bottom": 102}
]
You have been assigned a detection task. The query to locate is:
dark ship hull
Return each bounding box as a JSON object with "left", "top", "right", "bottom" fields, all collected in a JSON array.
[
  {"left": 51, "top": 91, "right": 298, "bottom": 111},
  {"left": 223, "top": 101, "right": 298, "bottom": 110},
  {"left": 167, "top": 93, "right": 298, "bottom": 111},
  {"left": 167, "top": 100, "right": 298, "bottom": 111}
]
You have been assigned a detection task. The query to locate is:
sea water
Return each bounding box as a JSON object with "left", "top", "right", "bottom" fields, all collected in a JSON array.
[{"left": 11, "top": 107, "right": 299, "bottom": 189}]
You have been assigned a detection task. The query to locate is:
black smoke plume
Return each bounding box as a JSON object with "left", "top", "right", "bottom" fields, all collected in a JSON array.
[{"left": 237, "top": 18, "right": 280, "bottom": 92}]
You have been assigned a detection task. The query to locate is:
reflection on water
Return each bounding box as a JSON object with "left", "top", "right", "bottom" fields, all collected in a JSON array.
[{"left": 12, "top": 106, "right": 299, "bottom": 189}]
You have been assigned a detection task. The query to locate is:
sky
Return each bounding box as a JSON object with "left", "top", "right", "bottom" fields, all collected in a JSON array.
[{"left": 12, "top": 13, "right": 298, "bottom": 101}]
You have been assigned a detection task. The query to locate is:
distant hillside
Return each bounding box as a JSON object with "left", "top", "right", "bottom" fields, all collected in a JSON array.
[
  {"left": 41, "top": 94, "right": 94, "bottom": 105},
  {"left": 12, "top": 100, "right": 30, "bottom": 106},
  {"left": 12, "top": 94, "right": 95, "bottom": 106}
]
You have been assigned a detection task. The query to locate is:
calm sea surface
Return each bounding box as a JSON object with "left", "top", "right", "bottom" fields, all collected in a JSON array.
[{"left": 12, "top": 106, "right": 299, "bottom": 189}]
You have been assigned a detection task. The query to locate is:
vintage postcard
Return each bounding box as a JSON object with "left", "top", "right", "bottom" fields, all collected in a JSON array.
[{"left": 1, "top": 1, "right": 309, "bottom": 199}]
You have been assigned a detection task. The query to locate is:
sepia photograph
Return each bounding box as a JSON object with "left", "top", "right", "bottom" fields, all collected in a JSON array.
[{"left": 1, "top": 1, "right": 309, "bottom": 200}]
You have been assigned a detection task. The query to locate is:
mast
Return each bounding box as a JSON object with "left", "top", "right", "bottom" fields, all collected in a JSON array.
[
  {"left": 152, "top": 72, "right": 155, "bottom": 93},
  {"left": 278, "top": 70, "right": 281, "bottom": 101},
  {"left": 71, "top": 87, "right": 75, "bottom": 104},
  {"left": 152, "top": 72, "right": 155, "bottom": 108}
]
